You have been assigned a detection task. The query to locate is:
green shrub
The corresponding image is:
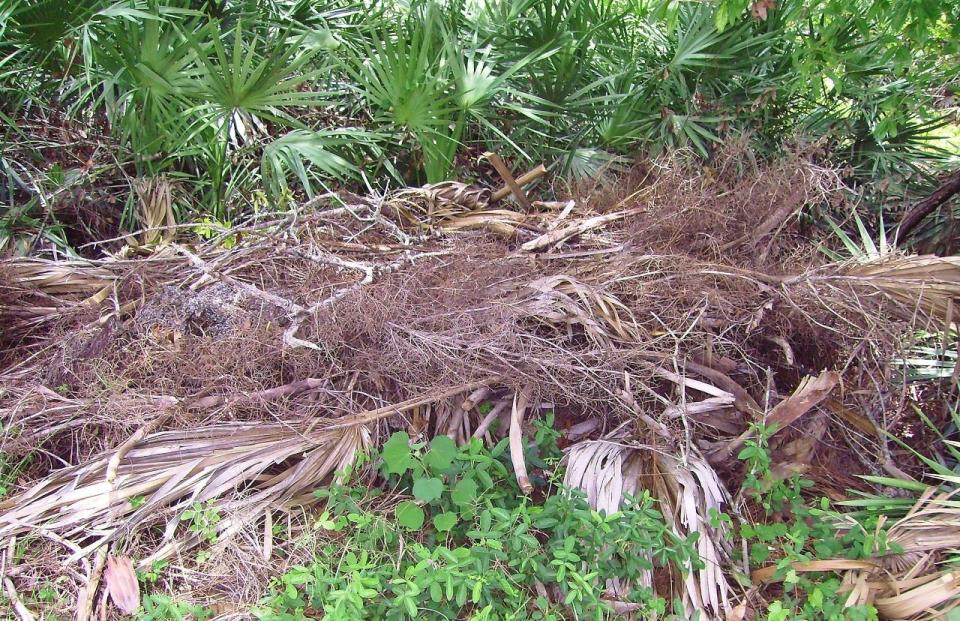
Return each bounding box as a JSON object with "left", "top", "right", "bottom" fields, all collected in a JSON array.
[
  {"left": 3, "top": 0, "right": 957, "bottom": 247},
  {"left": 253, "top": 423, "right": 698, "bottom": 620},
  {"left": 737, "top": 422, "right": 888, "bottom": 621}
]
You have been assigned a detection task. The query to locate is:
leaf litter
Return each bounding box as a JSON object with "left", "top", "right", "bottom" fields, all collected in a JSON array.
[{"left": 1, "top": 147, "right": 960, "bottom": 619}]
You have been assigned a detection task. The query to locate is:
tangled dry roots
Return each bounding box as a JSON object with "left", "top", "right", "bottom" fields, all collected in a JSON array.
[{"left": 1, "top": 148, "right": 959, "bottom": 619}]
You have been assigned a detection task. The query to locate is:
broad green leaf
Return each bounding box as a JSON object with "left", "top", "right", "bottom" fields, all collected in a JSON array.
[
  {"left": 433, "top": 512, "right": 458, "bottom": 532},
  {"left": 395, "top": 501, "right": 425, "bottom": 530},
  {"left": 451, "top": 477, "right": 478, "bottom": 507},
  {"left": 412, "top": 477, "right": 444, "bottom": 503},
  {"left": 423, "top": 435, "right": 457, "bottom": 472},
  {"left": 382, "top": 432, "right": 413, "bottom": 475}
]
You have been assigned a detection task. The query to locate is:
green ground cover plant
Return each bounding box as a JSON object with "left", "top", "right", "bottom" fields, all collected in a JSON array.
[{"left": 254, "top": 418, "right": 700, "bottom": 620}]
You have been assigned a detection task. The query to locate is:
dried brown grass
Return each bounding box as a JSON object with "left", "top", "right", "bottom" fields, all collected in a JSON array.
[{"left": 1, "top": 144, "right": 958, "bottom": 619}]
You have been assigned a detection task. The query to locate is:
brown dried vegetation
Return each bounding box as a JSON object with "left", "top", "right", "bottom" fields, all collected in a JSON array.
[{"left": 1, "top": 147, "right": 959, "bottom": 619}]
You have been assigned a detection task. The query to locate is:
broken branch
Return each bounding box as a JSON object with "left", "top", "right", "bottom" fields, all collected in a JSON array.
[
  {"left": 491, "top": 165, "right": 548, "bottom": 203},
  {"left": 898, "top": 168, "right": 960, "bottom": 238},
  {"left": 521, "top": 208, "right": 641, "bottom": 252}
]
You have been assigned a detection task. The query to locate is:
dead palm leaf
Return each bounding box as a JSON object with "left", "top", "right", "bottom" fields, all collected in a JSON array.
[
  {"left": 104, "top": 555, "right": 139, "bottom": 614},
  {"left": 523, "top": 275, "right": 642, "bottom": 346},
  {"left": 0, "top": 259, "right": 116, "bottom": 335},
  {"left": 437, "top": 209, "right": 528, "bottom": 236},
  {"left": 756, "top": 490, "right": 960, "bottom": 619},
  {"left": 0, "top": 381, "right": 492, "bottom": 565},
  {"left": 134, "top": 176, "right": 175, "bottom": 246},
  {"left": 838, "top": 255, "right": 960, "bottom": 323},
  {"left": 0, "top": 422, "right": 368, "bottom": 565},
  {"left": 3, "top": 258, "right": 115, "bottom": 300},
  {"left": 645, "top": 451, "right": 732, "bottom": 617},
  {"left": 389, "top": 183, "right": 521, "bottom": 235},
  {"left": 416, "top": 181, "right": 491, "bottom": 211},
  {"left": 564, "top": 440, "right": 733, "bottom": 619}
]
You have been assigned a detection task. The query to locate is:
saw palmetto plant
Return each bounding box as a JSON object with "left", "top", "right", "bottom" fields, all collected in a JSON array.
[
  {"left": 1, "top": 0, "right": 960, "bottom": 619},
  {"left": 2, "top": 0, "right": 956, "bottom": 246}
]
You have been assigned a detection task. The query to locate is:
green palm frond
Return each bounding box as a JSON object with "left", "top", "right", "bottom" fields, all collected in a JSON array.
[
  {"left": 561, "top": 146, "right": 626, "bottom": 180},
  {"left": 262, "top": 129, "right": 373, "bottom": 202},
  {"left": 91, "top": 12, "right": 204, "bottom": 161},
  {"left": 893, "top": 346, "right": 958, "bottom": 381},
  {"left": 341, "top": 6, "right": 463, "bottom": 181},
  {"left": 344, "top": 13, "right": 454, "bottom": 135},
  {"left": 891, "top": 327, "right": 959, "bottom": 382},
  {"left": 820, "top": 211, "right": 893, "bottom": 262},
  {"left": 488, "top": 0, "right": 630, "bottom": 105},
  {"left": 0, "top": 1, "right": 14, "bottom": 42},
  {"left": 187, "top": 21, "right": 331, "bottom": 130},
  {"left": 668, "top": 10, "right": 728, "bottom": 73},
  {"left": 10, "top": 0, "right": 103, "bottom": 53}
]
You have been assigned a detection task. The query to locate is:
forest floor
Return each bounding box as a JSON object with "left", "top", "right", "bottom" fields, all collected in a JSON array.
[{"left": 2, "top": 148, "right": 960, "bottom": 621}]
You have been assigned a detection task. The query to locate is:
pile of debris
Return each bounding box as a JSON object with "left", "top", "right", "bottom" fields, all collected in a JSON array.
[{"left": 1, "top": 149, "right": 959, "bottom": 619}]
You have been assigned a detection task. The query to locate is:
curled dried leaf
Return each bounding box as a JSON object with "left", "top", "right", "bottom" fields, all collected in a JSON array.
[
  {"left": 510, "top": 389, "right": 534, "bottom": 494},
  {"left": 104, "top": 555, "right": 140, "bottom": 615}
]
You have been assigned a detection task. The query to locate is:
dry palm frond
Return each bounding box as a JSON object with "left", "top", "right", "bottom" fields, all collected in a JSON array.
[
  {"left": 509, "top": 388, "right": 534, "bottom": 494},
  {"left": 564, "top": 440, "right": 733, "bottom": 619},
  {"left": 874, "top": 571, "right": 960, "bottom": 619},
  {"left": 103, "top": 555, "right": 139, "bottom": 614},
  {"left": 521, "top": 208, "right": 640, "bottom": 252},
  {"left": 565, "top": 439, "right": 651, "bottom": 603},
  {"left": 874, "top": 488, "right": 960, "bottom": 576},
  {"left": 838, "top": 255, "right": 960, "bottom": 322},
  {"left": 134, "top": 175, "right": 175, "bottom": 245},
  {"left": 523, "top": 275, "right": 642, "bottom": 346},
  {"left": 0, "top": 382, "right": 491, "bottom": 564},
  {"left": 723, "top": 370, "right": 838, "bottom": 457},
  {"left": 0, "top": 259, "right": 116, "bottom": 335},
  {"left": 389, "top": 182, "right": 514, "bottom": 234},
  {"left": 435, "top": 208, "right": 528, "bottom": 236},
  {"left": 386, "top": 181, "right": 540, "bottom": 236},
  {"left": 565, "top": 441, "right": 630, "bottom": 516},
  {"left": 0, "top": 422, "right": 368, "bottom": 565},
  {"left": 412, "top": 181, "right": 491, "bottom": 211},
  {"left": 3, "top": 258, "right": 115, "bottom": 299},
  {"left": 383, "top": 197, "right": 527, "bottom": 235},
  {"left": 756, "top": 490, "right": 960, "bottom": 619},
  {"left": 644, "top": 452, "right": 732, "bottom": 618}
]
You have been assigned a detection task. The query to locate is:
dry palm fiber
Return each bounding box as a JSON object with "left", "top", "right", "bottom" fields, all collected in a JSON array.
[
  {"left": 0, "top": 421, "right": 369, "bottom": 560},
  {"left": 1, "top": 149, "right": 960, "bottom": 618},
  {"left": 564, "top": 439, "right": 732, "bottom": 620}
]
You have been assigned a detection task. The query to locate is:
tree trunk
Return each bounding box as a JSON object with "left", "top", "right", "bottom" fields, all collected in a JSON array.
[{"left": 898, "top": 169, "right": 960, "bottom": 238}]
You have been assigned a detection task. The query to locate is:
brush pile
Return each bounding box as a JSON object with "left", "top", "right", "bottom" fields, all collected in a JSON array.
[{"left": 2, "top": 149, "right": 960, "bottom": 620}]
